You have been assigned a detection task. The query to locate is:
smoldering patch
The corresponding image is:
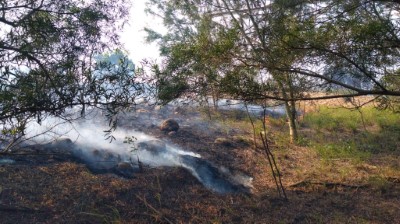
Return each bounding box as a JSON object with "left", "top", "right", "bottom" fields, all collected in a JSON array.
[{"left": 17, "top": 107, "right": 253, "bottom": 194}]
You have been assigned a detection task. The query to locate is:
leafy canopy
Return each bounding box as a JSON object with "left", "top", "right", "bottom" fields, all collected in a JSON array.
[
  {"left": 146, "top": 0, "right": 400, "bottom": 103},
  {"left": 0, "top": 0, "right": 143, "bottom": 147}
]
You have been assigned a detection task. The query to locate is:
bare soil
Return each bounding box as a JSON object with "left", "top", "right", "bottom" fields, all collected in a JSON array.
[{"left": 0, "top": 104, "right": 399, "bottom": 223}]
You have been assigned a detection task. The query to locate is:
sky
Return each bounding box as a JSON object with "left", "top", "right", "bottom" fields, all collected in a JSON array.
[{"left": 120, "top": 1, "right": 166, "bottom": 65}]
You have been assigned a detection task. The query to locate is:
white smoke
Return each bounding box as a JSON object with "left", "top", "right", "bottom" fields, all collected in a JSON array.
[
  {"left": 24, "top": 110, "right": 188, "bottom": 165},
  {"left": 20, "top": 107, "right": 252, "bottom": 194}
]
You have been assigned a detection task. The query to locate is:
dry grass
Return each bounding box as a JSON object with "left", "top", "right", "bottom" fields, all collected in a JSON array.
[{"left": 0, "top": 100, "right": 399, "bottom": 223}]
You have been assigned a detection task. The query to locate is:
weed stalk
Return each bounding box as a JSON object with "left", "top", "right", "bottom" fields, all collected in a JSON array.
[{"left": 260, "top": 108, "right": 287, "bottom": 200}]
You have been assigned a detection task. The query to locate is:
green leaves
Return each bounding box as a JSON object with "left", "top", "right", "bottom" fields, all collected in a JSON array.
[
  {"left": 146, "top": 0, "right": 400, "bottom": 106},
  {"left": 0, "top": 0, "right": 136, "bottom": 144}
]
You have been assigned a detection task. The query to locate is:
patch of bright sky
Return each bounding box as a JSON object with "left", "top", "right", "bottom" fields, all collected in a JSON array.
[{"left": 120, "top": 1, "right": 167, "bottom": 65}]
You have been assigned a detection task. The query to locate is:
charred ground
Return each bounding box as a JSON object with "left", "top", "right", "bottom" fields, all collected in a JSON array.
[{"left": 0, "top": 100, "right": 399, "bottom": 223}]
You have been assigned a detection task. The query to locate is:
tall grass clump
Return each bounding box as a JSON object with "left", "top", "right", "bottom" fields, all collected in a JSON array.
[
  {"left": 304, "top": 107, "right": 359, "bottom": 131},
  {"left": 303, "top": 106, "right": 400, "bottom": 159},
  {"left": 375, "top": 110, "right": 400, "bottom": 132},
  {"left": 312, "top": 141, "right": 371, "bottom": 162},
  {"left": 304, "top": 106, "right": 400, "bottom": 133}
]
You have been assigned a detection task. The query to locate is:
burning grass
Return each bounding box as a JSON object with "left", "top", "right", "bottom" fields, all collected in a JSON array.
[{"left": 0, "top": 101, "right": 400, "bottom": 223}]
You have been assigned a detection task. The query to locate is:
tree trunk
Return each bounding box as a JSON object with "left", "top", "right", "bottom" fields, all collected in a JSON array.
[
  {"left": 211, "top": 85, "right": 219, "bottom": 111},
  {"left": 287, "top": 75, "right": 298, "bottom": 143},
  {"left": 287, "top": 100, "right": 298, "bottom": 143},
  {"left": 277, "top": 78, "right": 298, "bottom": 144}
]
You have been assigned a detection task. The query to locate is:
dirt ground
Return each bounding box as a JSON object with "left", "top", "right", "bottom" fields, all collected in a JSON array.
[{"left": 0, "top": 103, "right": 399, "bottom": 223}]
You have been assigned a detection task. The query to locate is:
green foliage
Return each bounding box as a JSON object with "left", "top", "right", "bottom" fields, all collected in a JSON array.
[
  {"left": 145, "top": 0, "right": 400, "bottom": 146},
  {"left": 157, "top": 79, "right": 189, "bottom": 104},
  {"left": 219, "top": 67, "right": 267, "bottom": 100},
  {"left": 377, "top": 73, "right": 400, "bottom": 112},
  {"left": 0, "top": 0, "right": 137, "bottom": 149},
  {"left": 145, "top": 0, "right": 400, "bottom": 147},
  {"left": 145, "top": 0, "right": 249, "bottom": 104},
  {"left": 150, "top": 0, "right": 400, "bottom": 99}
]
